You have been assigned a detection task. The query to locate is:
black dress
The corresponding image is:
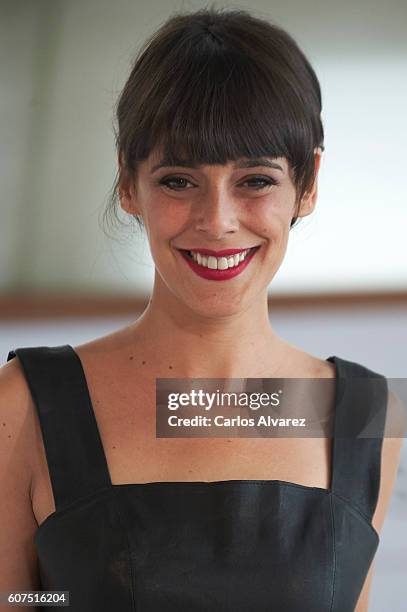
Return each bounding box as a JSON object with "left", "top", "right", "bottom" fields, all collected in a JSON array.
[{"left": 6, "top": 344, "right": 388, "bottom": 611}]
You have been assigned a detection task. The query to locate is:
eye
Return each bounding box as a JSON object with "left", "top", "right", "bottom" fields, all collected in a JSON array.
[
  {"left": 157, "top": 174, "right": 279, "bottom": 192},
  {"left": 158, "top": 175, "right": 195, "bottom": 191},
  {"left": 241, "top": 176, "right": 279, "bottom": 190}
]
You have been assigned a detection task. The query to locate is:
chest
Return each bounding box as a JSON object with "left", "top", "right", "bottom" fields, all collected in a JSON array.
[
  {"left": 33, "top": 389, "right": 331, "bottom": 524},
  {"left": 31, "top": 369, "right": 333, "bottom": 528}
]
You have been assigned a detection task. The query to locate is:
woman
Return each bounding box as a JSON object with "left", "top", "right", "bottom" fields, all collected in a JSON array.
[{"left": 0, "top": 7, "right": 403, "bottom": 612}]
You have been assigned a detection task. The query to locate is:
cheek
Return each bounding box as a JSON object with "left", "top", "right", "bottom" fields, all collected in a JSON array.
[
  {"left": 251, "top": 197, "right": 293, "bottom": 238},
  {"left": 143, "top": 201, "right": 189, "bottom": 251}
]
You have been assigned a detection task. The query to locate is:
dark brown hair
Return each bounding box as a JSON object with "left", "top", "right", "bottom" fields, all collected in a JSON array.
[{"left": 102, "top": 5, "right": 324, "bottom": 237}]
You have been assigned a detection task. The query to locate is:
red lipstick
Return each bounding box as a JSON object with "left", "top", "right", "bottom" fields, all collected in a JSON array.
[{"left": 177, "top": 246, "right": 260, "bottom": 281}]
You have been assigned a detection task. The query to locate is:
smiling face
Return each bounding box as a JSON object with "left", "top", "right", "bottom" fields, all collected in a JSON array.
[{"left": 119, "top": 147, "right": 321, "bottom": 317}]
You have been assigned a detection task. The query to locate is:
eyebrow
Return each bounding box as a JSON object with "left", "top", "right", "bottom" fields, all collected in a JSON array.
[{"left": 150, "top": 158, "right": 284, "bottom": 173}]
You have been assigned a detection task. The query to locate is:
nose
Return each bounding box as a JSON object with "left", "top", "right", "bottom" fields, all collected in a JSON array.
[{"left": 194, "top": 185, "right": 239, "bottom": 238}]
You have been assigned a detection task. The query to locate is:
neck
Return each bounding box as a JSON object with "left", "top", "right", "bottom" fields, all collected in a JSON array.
[{"left": 128, "top": 275, "right": 288, "bottom": 379}]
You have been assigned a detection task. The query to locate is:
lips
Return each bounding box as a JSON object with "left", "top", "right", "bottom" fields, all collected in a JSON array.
[{"left": 177, "top": 245, "right": 260, "bottom": 281}]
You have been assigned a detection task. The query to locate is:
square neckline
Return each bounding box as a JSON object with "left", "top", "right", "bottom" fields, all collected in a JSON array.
[
  {"left": 27, "top": 346, "right": 379, "bottom": 545},
  {"left": 67, "top": 344, "right": 343, "bottom": 495}
]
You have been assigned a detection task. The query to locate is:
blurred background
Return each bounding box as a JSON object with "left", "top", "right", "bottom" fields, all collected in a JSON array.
[{"left": 1, "top": 0, "right": 406, "bottom": 608}]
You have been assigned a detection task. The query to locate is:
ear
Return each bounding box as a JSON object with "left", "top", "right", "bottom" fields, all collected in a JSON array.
[
  {"left": 117, "top": 152, "right": 142, "bottom": 216},
  {"left": 296, "top": 148, "right": 322, "bottom": 218}
]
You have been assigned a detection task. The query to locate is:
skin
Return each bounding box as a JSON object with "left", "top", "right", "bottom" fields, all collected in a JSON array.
[
  {"left": 118, "top": 147, "right": 321, "bottom": 379},
  {"left": 0, "top": 147, "right": 403, "bottom": 611}
]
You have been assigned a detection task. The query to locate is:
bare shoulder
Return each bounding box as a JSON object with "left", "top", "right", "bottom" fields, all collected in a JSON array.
[
  {"left": 72, "top": 324, "right": 141, "bottom": 364},
  {"left": 0, "top": 357, "right": 41, "bottom": 590},
  {"left": 0, "top": 356, "right": 39, "bottom": 473},
  {"left": 72, "top": 325, "right": 153, "bottom": 392},
  {"left": 278, "top": 341, "right": 337, "bottom": 379}
]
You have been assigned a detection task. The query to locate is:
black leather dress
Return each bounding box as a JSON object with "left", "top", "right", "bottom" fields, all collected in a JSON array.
[{"left": 6, "top": 345, "right": 388, "bottom": 611}]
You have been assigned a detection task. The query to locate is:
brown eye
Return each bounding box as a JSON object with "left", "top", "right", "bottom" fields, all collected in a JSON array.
[
  {"left": 158, "top": 176, "right": 195, "bottom": 190},
  {"left": 242, "top": 176, "right": 278, "bottom": 190}
]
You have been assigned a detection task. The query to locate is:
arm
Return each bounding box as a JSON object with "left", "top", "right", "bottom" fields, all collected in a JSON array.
[
  {"left": 0, "top": 358, "right": 41, "bottom": 611},
  {"left": 355, "top": 389, "right": 406, "bottom": 611}
]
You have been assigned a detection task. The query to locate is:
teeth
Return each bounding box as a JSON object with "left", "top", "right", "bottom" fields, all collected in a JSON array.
[
  {"left": 207, "top": 256, "right": 218, "bottom": 270},
  {"left": 190, "top": 249, "right": 253, "bottom": 269}
]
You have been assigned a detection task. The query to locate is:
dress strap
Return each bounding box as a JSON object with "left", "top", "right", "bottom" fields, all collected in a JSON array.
[
  {"left": 7, "top": 345, "right": 112, "bottom": 511},
  {"left": 327, "top": 355, "right": 388, "bottom": 522}
]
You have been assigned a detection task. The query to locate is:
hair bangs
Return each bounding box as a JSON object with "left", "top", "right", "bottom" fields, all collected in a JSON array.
[
  {"left": 105, "top": 8, "right": 324, "bottom": 237},
  {"left": 128, "top": 35, "right": 312, "bottom": 182}
]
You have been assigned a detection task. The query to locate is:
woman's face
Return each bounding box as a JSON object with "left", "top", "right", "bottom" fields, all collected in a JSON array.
[{"left": 120, "top": 147, "right": 320, "bottom": 317}]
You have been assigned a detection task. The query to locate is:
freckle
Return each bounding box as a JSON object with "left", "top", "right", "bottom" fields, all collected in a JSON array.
[
  {"left": 169, "top": 365, "right": 173, "bottom": 370},
  {"left": 129, "top": 356, "right": 134, "bottom": 360},
  {"left": 8, "top": 435, "right": 11, "bottom": 438},
  {"left": 2, "top": 422, "right": 5, "bottom": 426},
  {"left": 112, "top": 446, "right": 116, "bottom": 449},
  {"left": 142, "top": 360, "right": 146, "bottom": 365}
]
